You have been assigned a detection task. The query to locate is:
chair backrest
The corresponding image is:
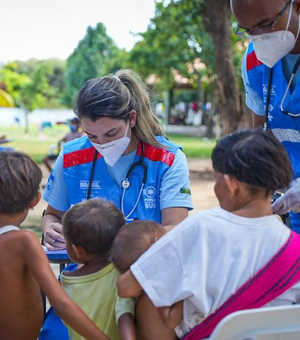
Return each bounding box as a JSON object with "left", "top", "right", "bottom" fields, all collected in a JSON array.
[{"left": 209, "top": 304, "right": 300, "bottom": 340}]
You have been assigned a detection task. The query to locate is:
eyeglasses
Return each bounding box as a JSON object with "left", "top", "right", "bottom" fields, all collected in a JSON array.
[{"left": 235, "top": 0, "right": 292, "bottom": 39}]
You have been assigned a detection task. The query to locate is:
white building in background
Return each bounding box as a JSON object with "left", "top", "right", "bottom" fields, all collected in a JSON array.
[
  {"left": 29, "top": 109, "right": 76, "bottom": 125},
  {"left": 0, "top": 108, "right": 25, "bottom": 126},
  {"left": 0, "top": 108, "right": 76, "bottom": 126}
]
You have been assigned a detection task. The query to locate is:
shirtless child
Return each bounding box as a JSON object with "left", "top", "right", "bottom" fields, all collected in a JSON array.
[{"left": 0, "top": 151, "right": 109, "bottom": 340}]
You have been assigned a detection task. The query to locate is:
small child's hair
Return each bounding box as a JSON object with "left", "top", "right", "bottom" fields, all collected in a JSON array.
[
  {"left": 0, "top": 151, "right": 42, "bottom": 214},
  {"left": 62, "top": 198, "right": 125, "bottom": 257},
  {"left": 212, "top": 129, "right": 293, "bottom": 194},
  {"left": 111, "top": 220, "right": 164, "bottom": 273}
]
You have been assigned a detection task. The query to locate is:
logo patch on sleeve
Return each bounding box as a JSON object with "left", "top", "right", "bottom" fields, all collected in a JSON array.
[{"left": 180, "top": 188, "right": 191, "bottom": 195}]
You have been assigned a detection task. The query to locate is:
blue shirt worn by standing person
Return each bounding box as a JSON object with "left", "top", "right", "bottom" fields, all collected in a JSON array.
[{"left": 242, "top": 44, "right": 300, "bottom": 232}]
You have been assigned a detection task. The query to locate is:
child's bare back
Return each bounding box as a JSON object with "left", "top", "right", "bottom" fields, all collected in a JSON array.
[{"left": 0, "top": 229, "right": 45, "bottom": 340}]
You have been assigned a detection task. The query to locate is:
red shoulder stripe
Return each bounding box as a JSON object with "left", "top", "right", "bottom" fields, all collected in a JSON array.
[
  {"left": 137, "top": 142, "right": 175, "bottom": 167},
  {"left": 63, "top": 147, "right": 102, "bottom": 168},
  {"left": 247, "top": 50, "right": 262, "bottom": 71}
]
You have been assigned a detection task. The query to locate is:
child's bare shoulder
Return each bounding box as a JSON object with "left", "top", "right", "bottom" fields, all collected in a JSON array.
[
  {"left": 6, "top": 228, "right": 38, "bottom": 241},
  {"left": 0, "top": 228, "right": 41, "bottom": 254}
]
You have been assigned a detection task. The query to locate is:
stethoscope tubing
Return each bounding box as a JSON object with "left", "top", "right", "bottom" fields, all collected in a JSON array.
[
  {"left": 265, "top": 56, "right": 300, "bottom": 126},
  {"left": 87, "top": 141, "right": 148, "bottom": 221}
]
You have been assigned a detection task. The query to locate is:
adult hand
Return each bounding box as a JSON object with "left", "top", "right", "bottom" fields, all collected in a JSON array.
[
  {"left": 44, "top": 222, "right": 66, "bottom": 250},
  {"left": 272, "top": 179, "right": 300, "bottom": 215}
]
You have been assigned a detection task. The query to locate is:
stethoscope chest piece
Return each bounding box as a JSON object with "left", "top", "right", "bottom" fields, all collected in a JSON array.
[{"left": 122, "top": 179, "right": 131, "bottom": 189}]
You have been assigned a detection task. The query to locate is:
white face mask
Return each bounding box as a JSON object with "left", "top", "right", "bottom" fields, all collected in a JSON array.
[
  {"left": 91, "top": 122, "right": 131, "bottom": 167},
  {"left": 250, "top": 5, "right": 300, "bottom": 68}
]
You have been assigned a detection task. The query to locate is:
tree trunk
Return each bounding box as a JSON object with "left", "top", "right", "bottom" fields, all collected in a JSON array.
[
  {"left": 202, "top": 0, "right": 243, "bottom": 135},
  {"left": 19, "top": 101, "right": 29, "bottom": 134},
  {"left": 165, "top": 88, "right": 174, "bottom": 124}
]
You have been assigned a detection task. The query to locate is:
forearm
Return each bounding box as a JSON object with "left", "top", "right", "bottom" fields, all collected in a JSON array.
[
  {"left": 161, "top": 207, "right": 188, "bottom": 228},
  {"left": 55, "top": 297, "right": 110, "bottom": 340},
  {"left": 27, "top": 237, "right": 108, "bottom": 340},
  {"left": 41, "top": 213, "right": 61, "bottom": 235},
  {"left": 118, "top": 313, "right": 136, "bottom": 340}
]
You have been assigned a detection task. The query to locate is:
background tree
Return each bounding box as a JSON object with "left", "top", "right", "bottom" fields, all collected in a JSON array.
[
  {"left": 63, "top": 22, "right": 120, "bottom": 106},
  {"left": 0, "top": 59, "right": 66, "bottom": 132},
  {"left": 201, "top": 0, "right": 251, "bottom": 133},
  {"left": 127, "top": 0, "right": 249, "bottom": 134}
]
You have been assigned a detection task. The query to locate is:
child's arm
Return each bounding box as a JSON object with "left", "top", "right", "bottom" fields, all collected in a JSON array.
[
  {"left": 158, "top": 301, "right": 183, "bottom": 329},
  {"left": 23, "top": 230, "right": 110, "bottom": 340},
  {"left": 118, "top": 313, "right": 136, "bottom": 340},
  {"left": 118, "top": 270, "right": 143, "bottom": 298}
]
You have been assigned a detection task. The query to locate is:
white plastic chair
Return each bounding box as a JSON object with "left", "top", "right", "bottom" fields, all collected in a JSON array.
[{"left": 209, "top": 304, "right": 300, "bottom": 340}]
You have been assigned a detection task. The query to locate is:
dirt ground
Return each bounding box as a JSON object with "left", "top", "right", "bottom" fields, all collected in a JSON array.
[{"left": 23, "top": 160, "right": 219, "bottom": 229}]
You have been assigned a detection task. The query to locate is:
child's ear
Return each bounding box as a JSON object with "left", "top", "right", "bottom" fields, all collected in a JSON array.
[
  {"left": 224, "top": 174, "right": 239, "bottom": 197},
  {"left": 29, "top": 192, "right": 42, "bottom": 210},
  {"left": 71, "top": 244, "right": 86, "bottom": 259}
]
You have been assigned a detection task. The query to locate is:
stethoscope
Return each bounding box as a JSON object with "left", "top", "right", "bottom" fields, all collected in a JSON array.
[
  {"left": 264, "top": 56, "right": 300, "bottom": 131},
  {"left": 87, "top": 141, "right": 148, "bottom": 222}
]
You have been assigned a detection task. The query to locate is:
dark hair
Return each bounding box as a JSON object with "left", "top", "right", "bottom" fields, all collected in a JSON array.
[
  {"left": 212, "top": 129, "right": 293, "bottom": 194},
  {"left": 111, "top": 220, "right": 163, "bottom": 273},
  {"left": 74, "top": 69, "right": 165, "bottom": 148},
  {"left": 0, "top": 151, "right": 42, "bottom": 214},
  {"left": 69, "top": 117, "right": 80, "bottom": 125},
  {"left": 62, "top": 198, "right": 125, "bottom": 257}
]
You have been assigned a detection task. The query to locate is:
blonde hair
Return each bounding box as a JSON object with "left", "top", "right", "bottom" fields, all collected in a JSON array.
[{"left": 74, "top": 69, "right": 166, "bottom": 148}]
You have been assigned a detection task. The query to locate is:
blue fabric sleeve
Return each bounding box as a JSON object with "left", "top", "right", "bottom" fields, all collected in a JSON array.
[
  {"left": 42, "top": 151, "right": 70, "bottom": 212},
  {"left": 159, "top": 149, "right": 193, "bottom": 211},
  {"left": 242, "top": 53, "right": 265, "bottom": 116}
]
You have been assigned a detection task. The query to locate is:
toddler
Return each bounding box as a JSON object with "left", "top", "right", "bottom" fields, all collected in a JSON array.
[{"left": 61, "top": 198, "right": 135, "bottom": 340}]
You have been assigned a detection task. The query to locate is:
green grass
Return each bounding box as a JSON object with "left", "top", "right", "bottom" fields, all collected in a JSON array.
[
  {"left": 167, "top": 134, "right": 216, "bottom": 158},
  {"left": 0, "top": 125, "right": 69, "bottom": 163},
  {"left": 0, "top": 126, "right": 216, "bottom": 161}
]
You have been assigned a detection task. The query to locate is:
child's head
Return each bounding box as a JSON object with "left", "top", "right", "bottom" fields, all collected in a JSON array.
[
  {"left": 68, "top": 117, "right": 81, "bottom": 132},
  {"left": 62, "top": 198, "right": 125, "bottom": 259},
  {"left": 211, "top": 129, "right": 293, "bottom": 210},
  {"left": 0, "top": 151, "right": 42, "bottom": 215},
  {"left": 111, "top": 220, "right": 166, "bottom": 273}
]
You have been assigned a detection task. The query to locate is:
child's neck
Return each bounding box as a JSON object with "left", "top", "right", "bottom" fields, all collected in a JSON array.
[
  {"left": 232, "top": 196, "right": 273, "bottom": 218},
  {"left": 0, "top": 211, "right": 27, "bottom": 228},
  {"left": 66, "top": 256, "right": 110, "bottom": 277}
]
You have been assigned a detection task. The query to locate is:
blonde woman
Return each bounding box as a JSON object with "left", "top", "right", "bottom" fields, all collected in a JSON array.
[
  {"left": 42, "top": 69, "right": 193, "bottom": 250},
  {"left": 40, "top": 69, "right": 193, "bottom": 340}
]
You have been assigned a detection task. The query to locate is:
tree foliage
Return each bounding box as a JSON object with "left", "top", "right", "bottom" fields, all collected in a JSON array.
[
  {"left": 0, "top": 59, "right": 66, "bottom": 111},
  {"left": 63, "top": 22, "right": 120, "bottom": 105},
  {"left": 127, "top": 0, "right": 249, "bottom": 133},
  {"left": 128, "top": 1, "right": 212, "bottom": 86}
]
